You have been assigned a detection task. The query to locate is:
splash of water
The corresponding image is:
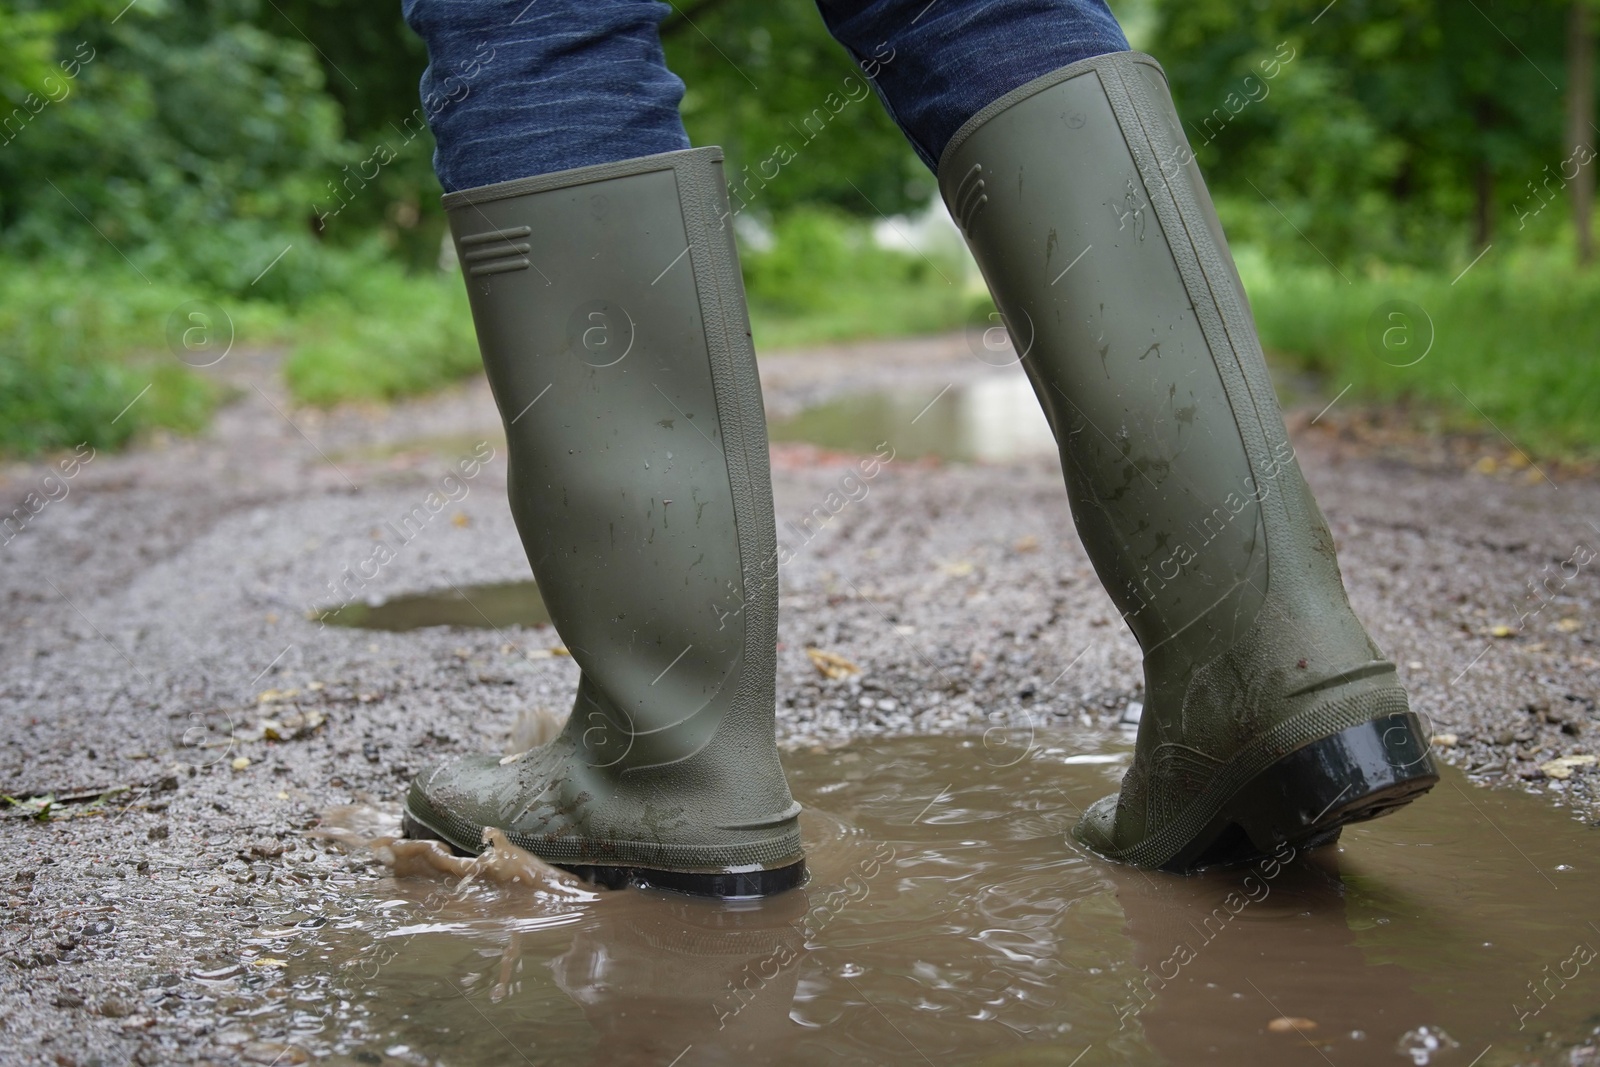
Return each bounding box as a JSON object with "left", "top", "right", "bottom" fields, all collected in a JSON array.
[{"left": 315, "top": 802, "right": 599, "bottom": 902}]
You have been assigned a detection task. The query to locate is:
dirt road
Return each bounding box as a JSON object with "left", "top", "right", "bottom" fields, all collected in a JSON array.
[{"left": 1, "top": 336, "right": 1595, "bottom": 1065}]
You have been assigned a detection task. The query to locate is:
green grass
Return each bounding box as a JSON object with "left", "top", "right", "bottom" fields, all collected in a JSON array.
[
  {"left": 741, "top": 207, "right": 994, "bottom": 348},
  {"left": 281, "top": 267, "right": 479, "bottom": 406},
  {"left": 0, "top": 269, "right": 224, "bottom": 456},
  {"left": 1241, "top": 247, "right": 1600, "bottom": 459},
  {"left": 6, "top": 213, "right": 1595, "bottom": 463},
  {"left": 0, "top": 252, "right": 483, "bottom": 458}
]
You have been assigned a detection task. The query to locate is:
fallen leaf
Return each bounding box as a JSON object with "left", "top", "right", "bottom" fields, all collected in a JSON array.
[
  {"left": 1489, "top": 625, "right": 1516, "bottom": 639},
  {"left": 1473, "top": 456, "right": 1498, "bottom": 475},
  {"left": 256, "top": 688, "right": 301, "bottom": 704},
  {"left": 1012, "top": 535, "right": 1040, "bottom": 553},
  {"left": 1267, "top": 1017, "right": 1318, "bottom": 1034},
  {"left": 451, "top": 512, "right": 470, "bottom": 527},
  {"left": 1539, "top": 754, "right": 1598, "bottom": 780},
  {"left": 1556, "top": 618, "right": 1581, "bottom": 633},
  {"left": 3, "top": 794, "right": 53, "bottom": 820},
  {"left": 261, "top": 709, "right": 325, "bottom": 741},
  {"left": 806, "top": 648, "right": 861, "bottom": 680}
]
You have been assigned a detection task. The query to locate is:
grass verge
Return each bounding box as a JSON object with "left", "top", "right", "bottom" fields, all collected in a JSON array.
[
  {"left": 281, "top": 268, "right": 479, "bottom": 407},
  {"left": 1243, "top": 247, "right": 1600, "bottom": 459},
  {"left": 0, "top": 270, "right": 223, "bottom": 456}
]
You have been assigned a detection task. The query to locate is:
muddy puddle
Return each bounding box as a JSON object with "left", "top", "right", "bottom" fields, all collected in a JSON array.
[
  {"left": 218, "top": 731, "right": 1597, "bottom": 1066},
  {"left": 768, "top": 376, "right": 1057, "bottom": 462},
  {"left": 318, "top": 580, "right": 549, "bottom": 632}
]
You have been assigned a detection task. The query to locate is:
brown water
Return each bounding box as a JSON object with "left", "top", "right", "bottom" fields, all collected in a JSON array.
[
  {"left": 768, "top": 376, "right": 1058, "bottom": 463},
  {"left": 236, "top": 731, "right": 1596, "bottom": 1066},
  {"left": 318, "top": 580, "right": 549, "bottom": 632}
]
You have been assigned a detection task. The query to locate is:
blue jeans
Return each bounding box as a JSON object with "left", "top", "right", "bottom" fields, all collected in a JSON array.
[{"left": 402, "top": 0, "right": 1129, "bottom": 191}]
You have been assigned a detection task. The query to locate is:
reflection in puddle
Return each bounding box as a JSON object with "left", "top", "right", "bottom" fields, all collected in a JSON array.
[
  {"left": 769, "top": 376, "right": 1057, "bottom": 462},
  {"left": 247, "top": 733, "right": 1595, "bottom": 1065},
  {"left": 317, "top": 580, "right": 549, "bottom": 632}
]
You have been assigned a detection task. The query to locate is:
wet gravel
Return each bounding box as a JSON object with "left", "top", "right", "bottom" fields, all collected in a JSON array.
[{"left": 1, "top": 336, "right": 1597, "bottom": 1066}]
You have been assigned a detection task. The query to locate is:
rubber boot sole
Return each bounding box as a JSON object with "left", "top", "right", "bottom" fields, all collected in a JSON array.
[
  {"left": 1159, "top": 711, "right": 1439, "bottom": 874},
  {"left": 400, "top": 807, "right": 807, "bottom": 899}
]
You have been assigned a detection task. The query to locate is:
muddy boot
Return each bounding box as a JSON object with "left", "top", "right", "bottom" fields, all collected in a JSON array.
[
  {"left": 938, "top": 53, "right": 1437, "bottom": 872},
  {"left": 403, "top": 147, "right": 804, "bottom": 897}
]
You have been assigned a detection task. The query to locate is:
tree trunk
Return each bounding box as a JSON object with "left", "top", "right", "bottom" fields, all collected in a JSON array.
[{"left": 1568, "top": 1, "right": 1596, "bottom": 266}]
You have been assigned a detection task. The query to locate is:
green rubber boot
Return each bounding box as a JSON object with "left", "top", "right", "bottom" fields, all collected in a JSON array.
[
  {"left": 938, "top": 52, "right": 1438, "bottom": 872},
  {"left": 403, "top": 147, "right": 805, "bottom": 896}
]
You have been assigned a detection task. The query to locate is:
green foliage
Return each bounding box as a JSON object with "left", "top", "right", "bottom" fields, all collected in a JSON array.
[
  {"left": 741, "top": 207, "right": 992, "bottom": 347},
  {"left": 246, "top": 0, "right": 448, "bottom": 271},
  {"left": 0, "top": 0, "right": 1594, "bottom": 455},
  {"left": 662, "top": 0, "right": 931, "bottom": 217},
  {"left": 0, "top": 0, "right": 348, "bottom": 295},
  {"left": 1152, "top": 0, "right": 1579, "bottom": 268},
  {"left": 0, "top": 265, "right": 217, "bottom": 454},
  {"left": 282, "top": 263, "right": 478, "bottom": 406},
  {"left": 1245, "top": 248, "right": 1600, "bottom": 457}
]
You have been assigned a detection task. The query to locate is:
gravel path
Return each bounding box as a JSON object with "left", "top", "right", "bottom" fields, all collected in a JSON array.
[{"left": 1, "top": 336, "right": 1595, "bottom": 1066}]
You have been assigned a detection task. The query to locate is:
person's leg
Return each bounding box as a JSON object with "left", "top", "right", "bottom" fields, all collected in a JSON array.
[
  {"left": 402, "top": 0, "right": 690, "bottom": 190},
  {"left": 400, "top": 1, "right": 805, "bottom": 896},
  {"left": 815, "top": 0, "right": 1129, "bottom": 169},
  {"left": 824, "top": 1, "right": 1438, "bottom": 871}
]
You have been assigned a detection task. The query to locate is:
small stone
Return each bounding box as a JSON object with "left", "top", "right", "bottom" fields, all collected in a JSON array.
[
  {"left": 1540, "top": 754, "right": 1598, "bottom": 780},
  {"left": 1267, "top": 1016, "right": 1317, "bottom": 1034},
  {"left": 97, "top": 996, "right": 133, "bottom": 1018},
  {"left": 230, "top": 757, "right": 250, "bottom": 771}
]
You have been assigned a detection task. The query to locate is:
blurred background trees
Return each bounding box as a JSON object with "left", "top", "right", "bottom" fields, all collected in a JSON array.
[{"left": 2, "top": 0, "right": 1597, "bottom": 455}]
